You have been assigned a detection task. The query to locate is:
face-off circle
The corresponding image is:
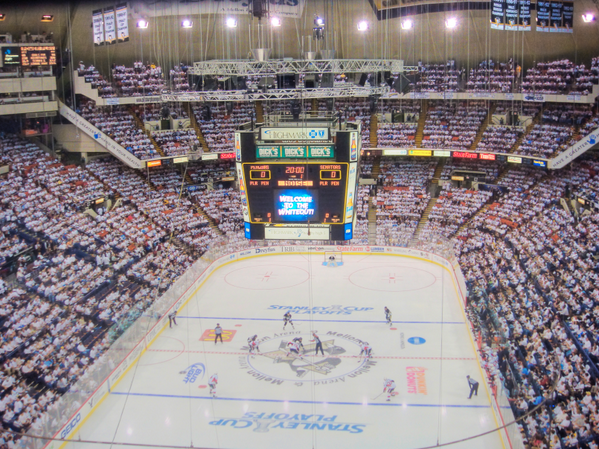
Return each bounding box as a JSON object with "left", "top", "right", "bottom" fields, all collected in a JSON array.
[
  {"left": 224, "top": 264, "right": 310, "bottom": 290},
  {"left": 241, "top": 332, "right": 374, "bottom": 383},
  {"left": 348, "top": 265, "right": 437, "bottom": 292}
]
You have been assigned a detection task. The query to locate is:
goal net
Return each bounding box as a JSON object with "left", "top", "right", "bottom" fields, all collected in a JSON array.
[{"left": 323, "top": 251, "right": 343, "bottom": 267}]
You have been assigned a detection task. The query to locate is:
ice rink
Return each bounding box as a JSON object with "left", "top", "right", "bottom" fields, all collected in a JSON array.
[{"left": 64, "top": 253, "right": 506, "bottom": 449}]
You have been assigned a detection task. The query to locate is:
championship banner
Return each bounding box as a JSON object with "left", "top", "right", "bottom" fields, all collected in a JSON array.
[
  {"left": 140, "top": 0, "right": 306, "bottom": 19},
  {"left": 536, "top": 1, "right": 551, "bottom": 32},
  {"left": 561, "top": 2, "right": 574, "bottom": 33},
  {"left": 491, "top": 0, "right": 505, "bottom": 29},
  {"left": 518, "top": 0, "right": 531, "bottom": 30},
  {"left": 549, "top": 1, "right": 563, "bottom": 33},
  {"left": 103, "top": 7, "right": 116, "bottom": 45},
  {"left": 116, "top": 4, "right": 129, "bottom": 43},
  {"left": 92, "top": 9, "right": 104, "bottom": 46},
  {"left": 505, "top": 0, "right": 519, "bottom": 30}
]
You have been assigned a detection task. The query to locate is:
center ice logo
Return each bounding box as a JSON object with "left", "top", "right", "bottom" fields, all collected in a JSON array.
[{"left": 239, "top": 331, "right": 376, "bottom": 385}]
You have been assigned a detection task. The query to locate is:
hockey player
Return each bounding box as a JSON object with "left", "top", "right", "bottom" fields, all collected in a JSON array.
[
  {"left": 359, "top": 342, "right": 372, "bottom": 359},
  {"left": 383, "top": 378, "right": 396, "bottom": 401},
  {"left": 286, "top": 340, "right": 303, "bottom": 359},
  {"left": 248, "top": 336, "right": 259, "bottom": 358},
  {"left": 208, "top": 373, "right": 218, "bottom": 398},
  {"left": 248, "top": 335, "right": 260, "bottom": 352},
  {"left": 283, "top": 312, "right": 294, "bottom": 330},
  {"left": 384, "top": 307, "right": 392, "bottom": 326},
  {"left": 292, "top": 337, "right": 305, "bottom": 353}
]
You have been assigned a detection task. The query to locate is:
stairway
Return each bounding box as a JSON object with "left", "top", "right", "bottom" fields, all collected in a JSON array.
[
  {"left": 370, "top": 114, "right": 378, "bottom": 147},
  {"left": 190, "top": 200, "right": 224, "bottom": 236},
  {"left": 414, "top": 100, "right": 428, "bottom": 148},
  {"left": 430, "top": 158, "right": 446, "bottom": 186},
  {"left": 469, "top": 103, "right": 496, "bottom": 151},
  {"left": 367, "top": 196, "right": 377, "bottom": 245},
  {"left": 509, "top": 106, "right": 543, "bottom": 153},
  {"left": 495, "top": 165, "right": 511, "bottom": 184},
  {"left": 256, "top": 101, "right": 264, "bottom": 123},
  {"left": 411, "top": 197, "right": 438, "bottom": 242},
  {"left": 188, "top": 105, "right": 210, "bottom": 152},
  {"left": 127, "top": 107, "right": 166, "bottom": 157},
  {"left": 371, "top": 154, "right": 382, "bottom": 180}
]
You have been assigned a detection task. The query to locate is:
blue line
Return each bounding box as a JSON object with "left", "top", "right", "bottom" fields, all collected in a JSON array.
[
  {"left": 177, "top": 316, "right": 465, "bottom": 325},
  {"left": 111, "top": 391, "right": 489, "bottom": 408}
]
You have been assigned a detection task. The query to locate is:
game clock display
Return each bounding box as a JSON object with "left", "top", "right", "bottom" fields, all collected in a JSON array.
[{"left": 242, "top": 162, "right": 348, "bottom": 224}]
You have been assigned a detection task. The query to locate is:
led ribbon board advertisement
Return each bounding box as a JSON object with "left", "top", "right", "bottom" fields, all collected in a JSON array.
[{"left": 274, "top": 190, "right": 318, "bottom": 222}]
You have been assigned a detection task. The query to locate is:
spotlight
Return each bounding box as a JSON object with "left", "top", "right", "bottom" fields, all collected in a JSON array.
[
  {"left": 270, "top": 16, "right": 281, "bottom": 27},
  {"left": 582, "top": 13, "right": 595, "bottom": 23},
  {"left": 136, "top": 19, "right": 149, "bottom": 29},
  {"left": 445, "top": 17, "right": 458, "bottom": 29},
  {"left": 357, "top": 20, "right": 369, "bottom": 31},
  {"left": 401, "top": 19, "right": 414, "bottom": 30},
  {"left": 226, "top": 17, "right": 238, "bottom": 28},
  {"left": 41, "top": 14, "right": 54, "bottom": 22},
  {"left": 0, "top": 14, "right": 6, "bottom": 21},
  {"left": 181, "top": 19, "right": 193, "bottom": 29},
  {"left": 314, "top": 16, "right": 325, "bottom": 27}
]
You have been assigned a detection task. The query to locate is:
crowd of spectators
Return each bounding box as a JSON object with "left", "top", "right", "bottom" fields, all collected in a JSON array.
[
  {"left": 453, "top": 162, "right": 599, "bottom": 448},
  {"left": 375, "top": 159, "right": 436, "bottom": 245},
  {"left": 78, "top": 100, "right": 158, "bottom": 160},
  {"left": 517, "top": 104, "right": 593, "bottom": 158},
  {"left": 422, "top": 101, "right": 488, "bottom": 151},
  {"left": 134, "top": 103, "right": 189, "bottom": 122},
  {"left": 377, "top": 101, "right": 421, "bottom": 148},
  {"left": 193, "top": 102, "right": 253, "bottom": 152},
  {"left": 151, "top": 129, "right": 200, "bottom": 157}
]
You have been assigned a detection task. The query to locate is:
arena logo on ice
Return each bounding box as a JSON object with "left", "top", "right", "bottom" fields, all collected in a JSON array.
[
  {"left": 210, "top": 412, "right": 366, "bottom": 433},
  {"left": 239, "top": 331, "right": 376, "bottom": 385},
  {"left": 268, "top": 305, "right": 373, "bottom": 315}
]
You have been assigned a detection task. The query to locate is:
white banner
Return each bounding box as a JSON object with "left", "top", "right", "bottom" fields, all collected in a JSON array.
[
  {"left": 58, "top": 101, "right": 144, "bottom": 169},
  {"left": 92, "top": 9, "right": 104, "bottom": 46},
  {"left": 116, "top": 4, "right": 129, "bottom": 43},
  {"left": 264, "top": 226, "right": 330, "bottom": 240},
  {"left": 103, "top": 7, "right": 116, "bottom": 45},
  {"left": 260, "top": 127, "right": 329, "bottom": 141},
  {"left": 549, "top": 127, "right": 599, "bottom": 169},
  {"left": 140, "top": 0, "right": 306, "bottom": 19}
]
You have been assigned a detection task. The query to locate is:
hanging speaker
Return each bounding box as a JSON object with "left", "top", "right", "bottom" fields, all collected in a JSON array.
[
  {"left": 393, "top": 74, "right": 411, "bottom": 94},
  {"left": 358, "top": 73, "right": 368, "bottom": 87}
]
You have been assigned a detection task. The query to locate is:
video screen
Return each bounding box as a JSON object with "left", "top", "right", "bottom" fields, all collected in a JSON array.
[{"left": 273, "top": 189, "right": 319, "bottom": 223}]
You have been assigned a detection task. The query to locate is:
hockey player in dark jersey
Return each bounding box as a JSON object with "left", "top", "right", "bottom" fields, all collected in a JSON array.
[{"left": 283, "top": 312, "right": 295, "bottom": 330}]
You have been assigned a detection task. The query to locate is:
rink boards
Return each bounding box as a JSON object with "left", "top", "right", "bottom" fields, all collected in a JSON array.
[{"left": 51, "top": 245, "right": 512, "bottom": 449}]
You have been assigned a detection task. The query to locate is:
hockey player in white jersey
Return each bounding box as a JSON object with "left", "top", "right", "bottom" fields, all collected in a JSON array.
[
  {"left": 286, "top": 340, "right": 304, "bottom": 359},
  {"left": 383, "top": 378, "right": 396, "bottom": 401},
  {"left": 359, "top": 342, "right": 372, "bottom": 359},
  {"left": 208, "top": 373, "right": 218, "bottom": 397},
  {"left": 248, "top": 339, "right": 259, "bottom": 358}
]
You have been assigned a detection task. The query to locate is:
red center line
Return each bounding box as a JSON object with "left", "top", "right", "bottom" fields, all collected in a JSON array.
[{"left": 147, "top": 349, "right": 474, "bottom": 361}]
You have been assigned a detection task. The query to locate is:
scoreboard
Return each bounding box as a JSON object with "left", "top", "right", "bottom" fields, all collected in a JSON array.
[
  {"left": 236, "top": 122, "right": 361, "bottom": 241},
  {"left": 0, "top": 46, "right": 56, "bottom": 67},
  {"left": 242, "top": 162, "right": 348, "bottom": 224}
]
